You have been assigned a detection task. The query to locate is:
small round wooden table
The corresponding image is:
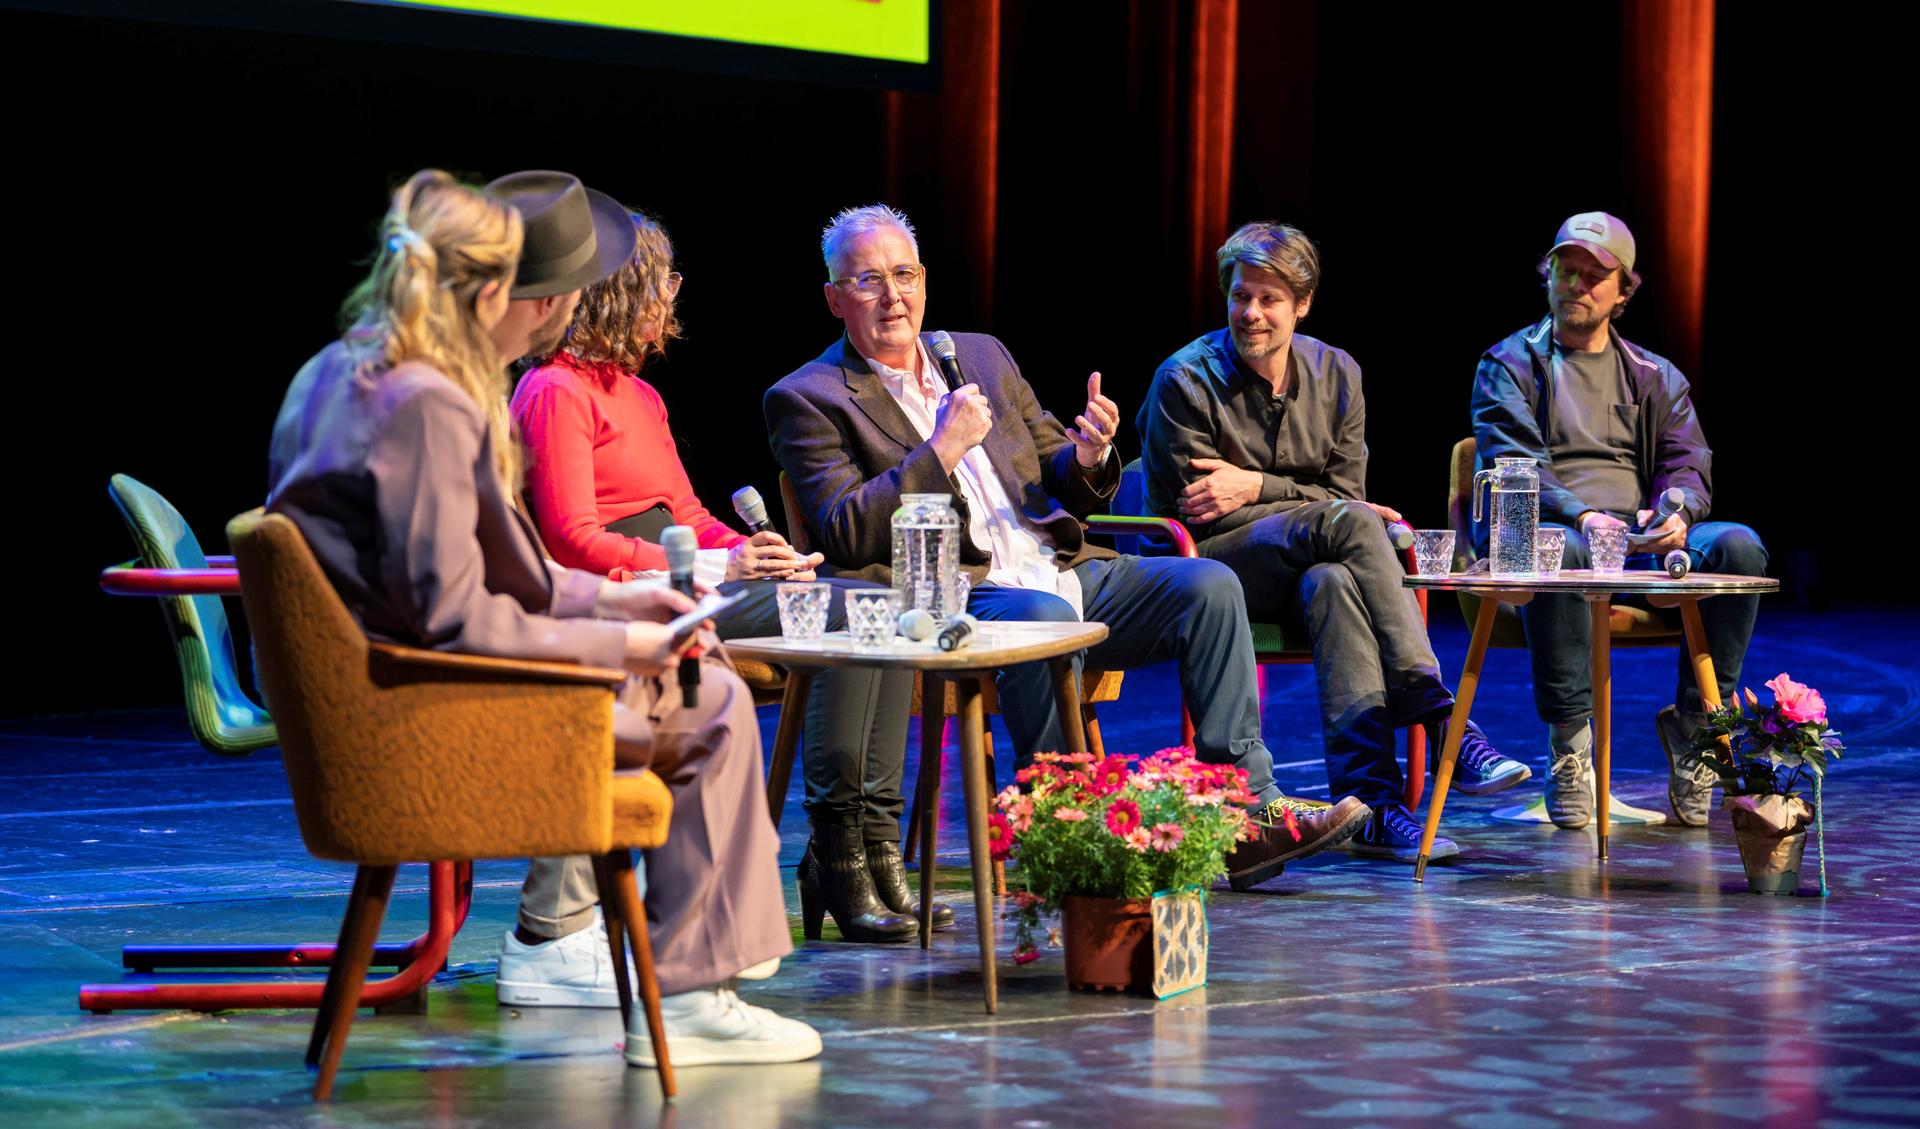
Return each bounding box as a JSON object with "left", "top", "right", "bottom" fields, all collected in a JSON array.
[
  {"left": 1402, "top": 570, "right": 1779, "bottom": 881},
  {"left": 722, "top": 621, "right": 1109, "bottom": 1013}
]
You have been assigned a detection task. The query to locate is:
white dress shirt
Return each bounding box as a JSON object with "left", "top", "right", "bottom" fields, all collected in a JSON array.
[{"left": 865, "top": 340, "right": 1085, "bottom": 620}]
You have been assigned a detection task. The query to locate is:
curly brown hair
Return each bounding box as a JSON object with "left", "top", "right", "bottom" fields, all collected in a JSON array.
[{"left": 560, "top": 210, "right": 682, "bottom": 372}]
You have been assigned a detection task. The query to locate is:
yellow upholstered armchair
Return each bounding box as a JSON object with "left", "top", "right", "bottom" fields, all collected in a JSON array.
[{"left": 226, "top": 509, "right": 676, "bottom": 1101}]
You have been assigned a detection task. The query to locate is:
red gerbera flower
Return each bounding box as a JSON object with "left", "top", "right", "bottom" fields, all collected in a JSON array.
[
  {"left": 1089, "top": 755, "right": 1132, "bottom": 795},
  {"left": 987, "top": 812, "right": 1015, "bottom": 860},
  {"left": 1105, "top": 798, "right": 1143, "bottom": 838}
]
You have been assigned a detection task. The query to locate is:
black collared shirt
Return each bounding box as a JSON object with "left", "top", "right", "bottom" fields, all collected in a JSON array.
[{"left": 1137, "top": 329, "right": 1368, "bottom": 540}]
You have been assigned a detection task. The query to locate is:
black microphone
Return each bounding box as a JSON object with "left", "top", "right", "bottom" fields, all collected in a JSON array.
[
  {"left": 662, "top": 525, "right": 700, "bottom": 707},
  {"left": 731, "top": 486, "right": 774, "bottom": 534},
  {"left": 1663, "top": 550, "right": 1691, "bottom": 579},
  {"left": 936, "top": 612, "right": 979, "bottom": 653},
  {"left": 1384, "top": 519, "right": 1415, "bottom": 551},
  {"left": 1634, "top": 487, "right": 1687, "bottom": 534},
  {"left": 927, "top": 330, "right": 966, "bottom": 393}
]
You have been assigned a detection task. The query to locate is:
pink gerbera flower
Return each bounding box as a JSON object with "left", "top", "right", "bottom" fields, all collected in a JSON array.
[
  {"left": 1149, "top": 823, "right": 1185, "bottom": 852},
  {"left": 1123, "top": 826, "right": 1152, "bottom": 852},
  {"left": 1105, "top": 798, "right": 1143, "bottom": 837},
  {"left": 1054, "top": 807, "right": 1089, "bottom": 822},
  {"left": 1089, "top": 756, "right": 1132, "bottom": 795},
  {"left": 1007, "top": 795, "right": 1035, "bottom": 833}
]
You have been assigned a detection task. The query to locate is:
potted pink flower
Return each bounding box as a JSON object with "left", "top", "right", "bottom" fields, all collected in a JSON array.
[
  {"left": 991, "top": 748, "right": 1269, "bottom": 996},
  {"left": 1688, "top": 673, "right": 1844, "bottom": 895}
]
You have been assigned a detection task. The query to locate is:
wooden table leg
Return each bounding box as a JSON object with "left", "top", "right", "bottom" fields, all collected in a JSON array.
[
  {"left": 956, "top": 677, "right": 998, "bottom": 1013},
  {"left": 764, "top": 670, "right": 814, "bottom": 827},
  {"left": 1590, "top": 597, "right": 1612, "bottom": 861},
  {"left": 1051, "top": 660, "right": 1089, "bottom": 755},
  {"left": 917, "top": 680, "right": 945, "bottom": 949},
  {"left": 1416, "top": 595, "right": 1501, "bottom": 882}
]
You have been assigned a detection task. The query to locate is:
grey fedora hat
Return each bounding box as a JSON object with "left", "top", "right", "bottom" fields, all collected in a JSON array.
[{"left": 485, "top": 170, "right": 637, "bottom": 299}]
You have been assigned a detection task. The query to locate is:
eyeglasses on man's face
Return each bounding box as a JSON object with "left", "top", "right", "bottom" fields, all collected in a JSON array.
[{"left": 832, "top": 264, "right": 924, "bottom": 299}]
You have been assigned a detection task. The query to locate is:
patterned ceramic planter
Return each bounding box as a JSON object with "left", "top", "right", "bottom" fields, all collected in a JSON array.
[{"left": 1061, "top": 889, "right": 1208, "bottom": 997}]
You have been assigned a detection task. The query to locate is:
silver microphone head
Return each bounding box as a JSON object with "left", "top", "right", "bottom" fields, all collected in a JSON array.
[
  {"left": 927, "top": 330, "right": 957, "bottom": 363},
  {"left": 731, "top": 486, "right": 769, "bottom": 529},
  {"left": 1657, "top": 487, "right": 1686, "bottom": 519},
  {"left": 661, "top": 525, "right": 697, "bottom": 575}
]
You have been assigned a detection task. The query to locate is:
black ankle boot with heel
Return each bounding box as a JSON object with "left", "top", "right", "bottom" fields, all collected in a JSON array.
[
  {"left": 797, "top": 821, "right": 919, "bottom": 943},
  {"left": 865, "top": 840, "right": 954, "bottom": 930}
]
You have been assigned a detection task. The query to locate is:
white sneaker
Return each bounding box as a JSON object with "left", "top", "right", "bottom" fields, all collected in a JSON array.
[
  {"left": 497, "top": 908, "right": 631, "bottom": 1008},
  {"left": 736, "top": 957, "right": 781, "bottom": 981},
  {"left": 624, "top": 985, "right": 822, "bottom": 1067}
]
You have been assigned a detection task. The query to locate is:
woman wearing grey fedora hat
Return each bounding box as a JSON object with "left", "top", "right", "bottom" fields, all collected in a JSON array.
[{"left": 266, "top": 169, "right": 821, "bottom": 1070}]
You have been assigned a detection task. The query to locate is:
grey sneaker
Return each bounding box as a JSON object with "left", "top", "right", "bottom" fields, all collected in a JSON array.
[
  {"left": 1546, "top": 723, "right": 1594, "bottom": 830},
  {"left": 1432, "top": 718, "right": 1532, "bottom": 796},
  {"left": 1657, "top": 706, "right": 1716, "bottom": 827}
]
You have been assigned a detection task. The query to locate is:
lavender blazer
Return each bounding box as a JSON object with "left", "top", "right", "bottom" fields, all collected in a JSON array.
[{"left": 267, "top": 340, "right": 628, "bottom": 672}]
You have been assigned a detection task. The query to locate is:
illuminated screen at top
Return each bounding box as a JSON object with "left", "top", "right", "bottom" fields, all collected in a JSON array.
[{"left": 353, "top": 0, "right": 931, "bottom": 64}]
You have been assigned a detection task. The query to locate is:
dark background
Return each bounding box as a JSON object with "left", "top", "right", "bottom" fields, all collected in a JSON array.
[{"left": 1, "top": 2, "right": 1892, "bottom": 718}]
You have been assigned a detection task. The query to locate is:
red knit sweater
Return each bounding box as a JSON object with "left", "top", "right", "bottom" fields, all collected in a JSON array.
[{"left": 512, "top": 352, "right": 744, "bottom": 575}]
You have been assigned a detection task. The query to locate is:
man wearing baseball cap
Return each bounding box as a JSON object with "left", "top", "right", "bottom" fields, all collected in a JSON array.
[{"left": 1471, "top": 212, "right": 1768, "bottom": 831}]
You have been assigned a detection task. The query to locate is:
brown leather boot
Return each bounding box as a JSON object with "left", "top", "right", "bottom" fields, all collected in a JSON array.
[{"left": 1224, "top": 795, "right": 1372, "bottom": 891}]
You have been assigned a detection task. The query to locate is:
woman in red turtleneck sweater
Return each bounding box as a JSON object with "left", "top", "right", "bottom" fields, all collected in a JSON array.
[{"left": 513, "top": 211, "right": 942, "bottom": 945}]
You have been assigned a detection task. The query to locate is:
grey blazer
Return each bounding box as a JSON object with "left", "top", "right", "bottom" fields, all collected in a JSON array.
[
  {"left": 267, "top": 339, "right": 628, "bottom": 671},
  {"left": 764, "top": 332, "right": 1119, "bottom": 586}
]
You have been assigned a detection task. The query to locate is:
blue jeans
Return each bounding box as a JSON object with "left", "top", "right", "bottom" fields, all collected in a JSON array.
[
  {"left": 966, "top": 555, "right": 1280, "bottom": 805},
  {"left": 1520, "top": 521, "right": 1769, "bottom": 724}
]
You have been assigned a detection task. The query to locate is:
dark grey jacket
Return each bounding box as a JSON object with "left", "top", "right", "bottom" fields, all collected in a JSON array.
[
  {"left": 764, "top": 332, "right": 1119, "bottom": 586},
  {"left": 1471, "top": 317, "right": 1713, "bottom": 550}
]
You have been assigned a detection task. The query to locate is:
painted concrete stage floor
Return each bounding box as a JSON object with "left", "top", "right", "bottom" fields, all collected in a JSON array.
[{"left": 2, "top": 607, "right": 1918, "bottom": 1128}]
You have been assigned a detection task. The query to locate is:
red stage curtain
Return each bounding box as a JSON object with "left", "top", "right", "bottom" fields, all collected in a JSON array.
[{"left": 1623, "top": 0, "right": 1715, "bottom": 382}]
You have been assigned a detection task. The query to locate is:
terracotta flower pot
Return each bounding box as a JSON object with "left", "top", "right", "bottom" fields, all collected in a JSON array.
[{"left": 1061, "top": 896, "right": 1153, "bottom": 992}]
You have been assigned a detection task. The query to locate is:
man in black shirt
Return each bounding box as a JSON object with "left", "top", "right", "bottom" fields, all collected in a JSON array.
[{"left": 1140, "top": 222, "right": 1528, "bottom": 864}]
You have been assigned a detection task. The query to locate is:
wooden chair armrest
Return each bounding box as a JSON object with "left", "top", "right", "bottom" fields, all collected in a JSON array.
[
  {"left": 1084, "top": 514, "right": 1198, "bottom": 558},
  {"left": 368, "top": 642, "right": 629, "bottom": 688}
]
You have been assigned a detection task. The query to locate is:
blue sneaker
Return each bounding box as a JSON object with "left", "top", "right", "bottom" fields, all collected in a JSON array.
[
  {"left": 1432, "top": 718, "right": 1531, "bottom": 796},
  {"left": 1349, "top": 803, "right": 1459, "bottom": 865}
]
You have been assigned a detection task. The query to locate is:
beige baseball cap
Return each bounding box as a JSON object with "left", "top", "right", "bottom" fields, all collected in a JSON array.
[{"left": 1550, "top": 211, "right": 1636, "bottom": 273}]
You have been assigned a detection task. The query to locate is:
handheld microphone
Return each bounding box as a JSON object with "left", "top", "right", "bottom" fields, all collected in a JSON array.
[
  {"left": 1635, "top": 487, "right": 1687, "bottom": 534},
  {"left": 731, "top": 486, "right": 774, "bottom": 534},
  {"left": 662, "top": 525, "right": 700, "bottom": 707},
  {"left": 897, "top": 607, "right": 938, "bottom": 641},
  {"left": 927, "top": 330, "right": 966, "bottom": 393},
  {"left": 1662, "top": 550, "right": 1691, "bottom": 579},
  {"left": 1384, "top": 519, "right": 1415, "bottom": 551},
  {"left": 936, "top": 612, "right": 979, "bottom": 653}
]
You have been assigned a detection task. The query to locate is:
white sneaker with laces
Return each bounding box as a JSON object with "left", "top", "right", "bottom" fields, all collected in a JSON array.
[
  {"left": 496, "top": 908, "right": 631, "bottom": 1008},
  {"left": 625, "top": 984, "right": 823, "bottom": 1067}
]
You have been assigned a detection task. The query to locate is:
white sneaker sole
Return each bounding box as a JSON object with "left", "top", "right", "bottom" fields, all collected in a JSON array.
[
  {"left": 624, "top": 1029, "right": 823, "bottom": 1067},
  {"left": 496, "top": 980, "right": 619, "bottom": 1008}
]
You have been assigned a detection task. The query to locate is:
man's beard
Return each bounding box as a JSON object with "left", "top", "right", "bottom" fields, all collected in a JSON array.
[
  {"left": 1233, "top": 327, "right": 1283, "bottom": 362},
  {"left": 525, "top": 304, "right": 572, "bottom": 360},
  {"left": 1553, "top": 298, "right": 1617, "bottom": 333}
]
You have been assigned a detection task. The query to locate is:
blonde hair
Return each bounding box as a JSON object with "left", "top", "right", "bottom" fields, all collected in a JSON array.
[
  {"left": 340, "top": 169, "right": 525, "bottom": 489},
  {"left": 560, "top": 211, "right": 682, "bottom": 373}
]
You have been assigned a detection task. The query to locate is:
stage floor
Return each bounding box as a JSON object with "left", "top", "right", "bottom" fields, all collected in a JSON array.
[{"left": 2, "top": 607, "right": 1917, "bottom": 1128}]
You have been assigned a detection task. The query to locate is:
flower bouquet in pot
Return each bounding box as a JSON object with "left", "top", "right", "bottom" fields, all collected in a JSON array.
[
  {"left": 990, "top": 748, "right": 1270, "bottom": 996},
  {"left": 1689, "top": 673, "right": 1843, "bottom": 895}
]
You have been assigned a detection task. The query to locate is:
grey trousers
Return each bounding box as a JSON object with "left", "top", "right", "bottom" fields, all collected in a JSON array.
[
  {"left": 710, "top": 578, "right": 914, "bottom": 840},
  {"left": 518, "top": 658, "right": 791, "bottom": 997},
  {"left": 1199, "top": 500, "right": 1454, "bottom": 809}
]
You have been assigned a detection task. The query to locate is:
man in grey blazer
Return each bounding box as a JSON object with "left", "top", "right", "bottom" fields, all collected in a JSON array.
[{"left": 765, "top": 204, "right": 1370, "bottom": 891}]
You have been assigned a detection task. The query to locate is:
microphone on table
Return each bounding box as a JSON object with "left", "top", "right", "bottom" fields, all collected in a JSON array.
[
  {"left": 662, "top": 525, "right": 701, "bottom": 707},
  {"left": 937, "top": 612, "right": 979, "bottom": 652},
  {"left": 731, "top": 485, "right": 775, "bottom": 534},
  {"left": 1663, "top": 550, "right": 1691, "bottom": 579},
  {"left": 927, "top": 330, "right": 967, "bottom": 393},
  {"left": 1384, "top": 519, "right": 1415, "bottom": 551},
  {"left": 898, "top": 608, "right": 938, "bottom": 641}
]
